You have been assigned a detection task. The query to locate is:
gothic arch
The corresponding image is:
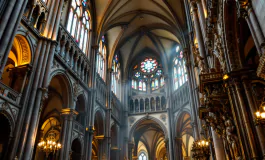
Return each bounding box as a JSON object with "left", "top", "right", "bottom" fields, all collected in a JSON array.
[
  {"left": 129, "top": 115, "right": 168, "bottom": 141},
  {"left": 93, "top": 108, "right": 105, "bottom": 135},
  {"left": 71, "top": 138, "right": 83, "bottom": 160},
  {"left": 175, "top": 111, "right": 192, "bottom": 137},
  {"left": 9, "top": 35, "right": 32, "bottom": 66},
  {"left": 0, "top": 110, "right": 14, "bottom": 135},
  {"left": 49, "top": 70, "right": 74, "bottom": 108}
]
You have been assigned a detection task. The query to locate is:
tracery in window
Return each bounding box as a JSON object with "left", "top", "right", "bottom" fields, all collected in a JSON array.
[
  {"left": 173, "top": 46, "right": 187, "bottom": 90},
  {"left": 139, "top": 153, "right": 147, "bottom": 160},
  {"left": 67, "top": 0, "right": 90, "bottom": 54},
  {"left": 97, "top": 37, "right": 106, "bottom": 80},
  {"left": 131, "top": 57, "right": 164, "bottom": 91},
  {"left": 140, "top": 58, "right": 158, "bottom": 73}
]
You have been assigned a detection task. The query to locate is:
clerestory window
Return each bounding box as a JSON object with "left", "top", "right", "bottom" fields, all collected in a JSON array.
[{"left": 67, "top": 0, "right": 90, "bottom": 54}]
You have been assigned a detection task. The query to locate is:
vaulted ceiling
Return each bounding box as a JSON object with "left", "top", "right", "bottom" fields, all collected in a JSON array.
[
  {"left": 94, "top": 0, "right": 188, "bottom": 74},
  {"left": 132, "top": 119, "right": 166, "bottom": 158}
]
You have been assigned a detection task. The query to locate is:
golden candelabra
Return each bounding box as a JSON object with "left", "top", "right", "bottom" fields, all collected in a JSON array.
[
  {"left": 37, "top": 131, "right": 61, "bottom": 157},
  {"left": 191, "top": 140, "right": 210, "bottom": 160}
]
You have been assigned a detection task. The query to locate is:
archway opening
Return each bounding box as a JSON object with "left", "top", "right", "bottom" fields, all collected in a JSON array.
[
  {"left": 1, "top": 35, "right": 31, "bottom": 92},
  {"left": 0, "top": 113, "right": 11, "bottom": 160},
  {"left": 92, "top": 111, "right": 104, "bottom": 160},
  {"left": 33, "top": 75, "right": 71, "bottom": 160},
  {"left": 175, "top": 112, "right": 194, "bottom": 159},
  {"left": 71, "top": 139, "right": 82, "bottom": 160},
  {"left": 75, "top": 95, "right": 86, "bottom": 126},
  {"left": 130, "top": 118, "right": 167, "bottom": 160}
]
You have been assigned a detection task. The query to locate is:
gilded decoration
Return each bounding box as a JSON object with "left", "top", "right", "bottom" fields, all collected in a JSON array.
[{"left": 199, "top": 72, "right": 242, "bottom": 159}]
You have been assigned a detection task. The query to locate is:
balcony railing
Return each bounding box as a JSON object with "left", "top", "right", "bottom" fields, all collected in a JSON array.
[
  {"left": 0, "top": 82, "right": 21, "bottom": 104},
  {"left": 96, "top": 74, "right": 107, "bottom": 107},
  {"left": 73, "top": 120, "right": 85, "bottom": 135},
  {"left": 129, "top": 94, "right": 167, "bottom": 114},
  {"left": 111, "top": 93, "right": 121, "bottom": 121},
  {"left": 172, "top": 82, "right": 189, "bottom": 110},
  {"left": 55, "top": 25, "right": 90, "bottom": 83}
]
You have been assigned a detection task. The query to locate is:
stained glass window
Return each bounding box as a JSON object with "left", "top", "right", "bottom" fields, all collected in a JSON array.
[
  {"left": 139, "top": 80, "right": 143, "bottom": 91},
  {"left": 151, "top": 81, "right": 155, "bottom": 90},
  {"left": 97, "top": 38, "right": 106, "bottom": 80},
  {"left": 135, "top": 72, "right": 140, "bottom": 78},
  {"left": 139, "top": 153, "right": 147, "bottom": 160},
  {"left": 132, "top": 80, "right": 135, "bottom": 89},
  {"left": 176, "top": 46, "right": 180, "bottom": 52},
  {"left": 140, "top": 58, "right": 158, "bottom": 73},
  {"left": 173, "top": 48, "right": 187, "bottom": 90},
  {"left": 156, "top": 69, "right": 162, "bottom": 76},
  {"left": 132, "top": 57, "right": 165, "bottom": 91},
  {"left": 112, "top": 54, "right": 121, "bottom": 98},
  {"left": 67, "top": 0, "right": 90, "bottom": 54},
  {"left": 160, "top": 77, "right": 164, "bottom": 86},
  {"left": 155, "top": 79, "right": 159, "bottom": 89},
  {"left": 143, "top": 82, "right": 146, "bottom": 91}
]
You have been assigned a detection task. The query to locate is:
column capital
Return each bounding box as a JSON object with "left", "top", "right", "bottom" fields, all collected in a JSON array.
[{"left": 60, "top": 108, "right": 79, "bottom": 117}]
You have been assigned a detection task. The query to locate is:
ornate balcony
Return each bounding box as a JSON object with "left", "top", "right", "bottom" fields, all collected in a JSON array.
[
  {"left": 0, "top": 82, "right": 21, "bottom": 104},
  {"left": 55, "top": 25, "right": 90, "bottom": 83},
  {"left": 129, "top": 93, "right": 166, "bottom": 114}
]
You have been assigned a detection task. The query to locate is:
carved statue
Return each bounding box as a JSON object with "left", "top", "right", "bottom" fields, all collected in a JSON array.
[
  {"left": 224, "top": 117, "right": 241, "bottom": 160},
  {"left": 213, "top": 34, "right": 226, "bottom": 72}
]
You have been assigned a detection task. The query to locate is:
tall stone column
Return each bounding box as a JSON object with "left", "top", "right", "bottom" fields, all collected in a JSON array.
[
  {"left": 166, "top": 108, "right": 174, "bottom": 160},
  {"left": 242, "top": 77, "right": 265, "bottom": 159},
  {"left": 183, "top": 48, "right": 200, "bottom": 139},
  {"left": 211, "top": 128, "right": 226, "bottom": 160},
  {"left": 87, "top": 45, "right": 99, "bottom": 160},
  {"left": 233, "top": 79, "right": 258, "bottom": 159},
  {"left": 84, "top": 126, "right": 94, "bottom": 160},
  {"left": 0, "top": 0, "right": 29, "bottom": 76},
  {"left": 190, "top": 1, "right": 209, "bottom": 70},
  {"left": 128, "top": 142, "right": 134, "bottom": 160},
  {"left": 59, "top": 108, "right": 78, "bottom": 160},
  {"left": 175, "top": 137, "right": 183, "bottom": 160},
  {"left": 196, "top": 0, "right": 206, "bottom": 38},
  {"left": 106, "top": 68, "right": 113, "bottom": 160}
]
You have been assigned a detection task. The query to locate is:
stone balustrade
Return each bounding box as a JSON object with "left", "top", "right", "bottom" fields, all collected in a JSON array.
[
  {"left": 96, "top": 74, "right": 107, "bottom": 107},
  {"left": 129, "top": 94, "right": 166, "bottom": 114},
  {"left": 172, "top": 82, "right": 189, "bottom": 110},
  {"left": 0, "top": 82, "right": 21, "bottom": 104},
  {"left": 55, "top": 25, "right": 90, "bottom": 83}
]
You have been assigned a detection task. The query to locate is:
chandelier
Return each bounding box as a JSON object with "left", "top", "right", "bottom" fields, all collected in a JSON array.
[
  {"left": 191, "top": 139, "right": 210, "bottom": 160},
  {"left": 37, "top": 131, "right": 61, "bottom": 157},
  {"left": 255, "top": 102, "right": 265, "bottom": 125}
]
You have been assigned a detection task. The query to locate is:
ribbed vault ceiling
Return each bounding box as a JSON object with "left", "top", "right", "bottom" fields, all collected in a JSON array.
[{"left": 94, "top": 0, "right": 187, "bottom": 72}]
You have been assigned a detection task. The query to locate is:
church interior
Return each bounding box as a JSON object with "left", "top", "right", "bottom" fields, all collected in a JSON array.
[{"left": 0, "top": 0, "right": 265, "bottom": 160}]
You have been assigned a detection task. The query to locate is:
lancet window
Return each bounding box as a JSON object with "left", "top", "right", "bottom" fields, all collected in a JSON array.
[
  {"left": 67, "top": 0, "right": 90, "bottom": 54},
  {"left": 173, "top": 46, "right": 187, "bottom": 90},
  {"left": 138, "top": 153, "right": 147, "bottom": 160},
  {"left": 96, "top": 37, "right": 106, "bottom": 80},
  {"left": 112, "top": 54, "right": 121, "bottom": 97}
]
